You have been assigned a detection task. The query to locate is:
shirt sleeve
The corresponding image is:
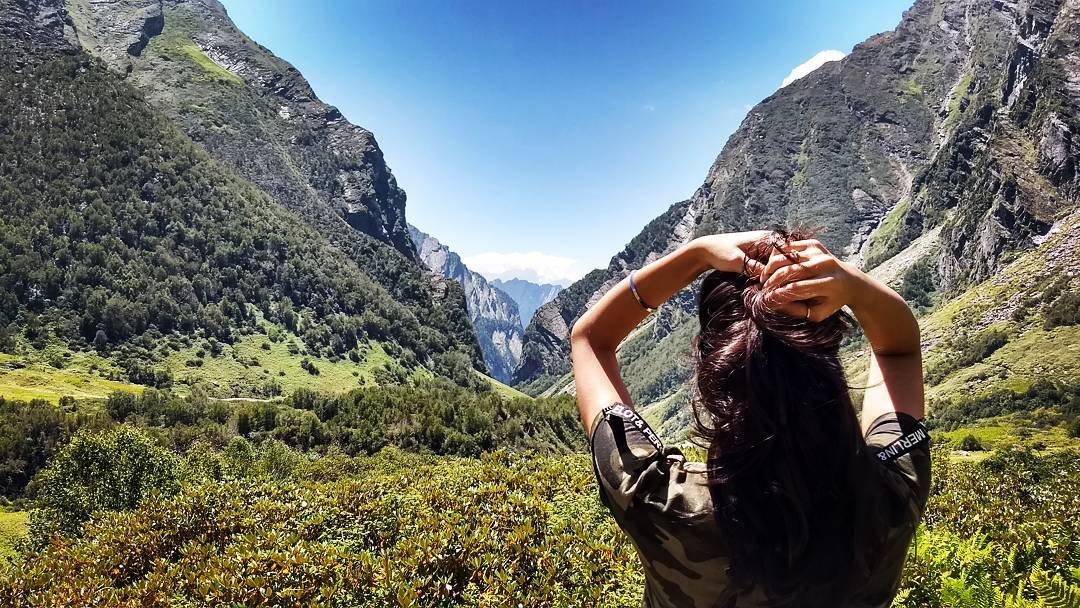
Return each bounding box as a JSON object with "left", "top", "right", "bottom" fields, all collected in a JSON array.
[
  {"left": 590, "top": 403, "right": 669, "bottom": 522},
  {"left": 864, "top": 411, "right": 932, "bottom": 522}
]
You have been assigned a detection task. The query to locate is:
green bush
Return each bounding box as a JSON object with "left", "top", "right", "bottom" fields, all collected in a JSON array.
[
  {"left": 1045, "top": 291, "right": 1080, "bottom": 330},
  {"left": 958, "top": 434, "right": 983, "bottom": 451},
  {"left": 0, "top": 398, "right": 98, "bottom": 499},
  {"left": 926, "top": 327, "right": 1010, "bottom": 385},
  {"left": 898, "top": 258, "right": 937, "bottom": 312},
  {"left": 25, "top": 426, "right": 180, "bottom": 546}
]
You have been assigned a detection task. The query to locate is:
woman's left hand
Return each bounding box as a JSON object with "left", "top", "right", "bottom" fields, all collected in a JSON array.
[{"left": 757, "top": 239, "right": 859, "bottom": 321}]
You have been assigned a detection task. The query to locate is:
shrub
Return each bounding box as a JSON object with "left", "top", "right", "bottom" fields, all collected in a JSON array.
[
  {"left": 26, "top": 426, "right": 179, "bottom": 546},
  {"left": 256, "top": 439, "right": 306, "bottom": 481},
  {"left": 926, "top": 327, "right": 1010, "bottom": 385},
  {"left": 898, "top": 258, "right": 937, "bottom": 311},
  {"left": 1044, "top": 291, "right": 1080, "bottom": 330},
  {"left": 958, "top": 434, "right": 983, "bottom": 451}
]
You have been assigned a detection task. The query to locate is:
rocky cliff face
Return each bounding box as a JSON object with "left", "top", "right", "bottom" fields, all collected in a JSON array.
[
  {"left": 514, "top": 0, "right": 1080, "bottom": 417},
  {"left": 51, "top": 0, "right": 484, "bottom": 370},
  {"left": 1, "top": 0, "right": 80, "bottom": 51},
  {"left": 410, "top": 226, "right": 524, "bottom": 383},
  {"left": 66, "top": 0, "right": 417, "bottom": 259},
  {"left": 489, "top": 279, "right": 562, "bottom": 327},
  {"left": 892, "top": 0, "right": 1078, "bottom": 290}
]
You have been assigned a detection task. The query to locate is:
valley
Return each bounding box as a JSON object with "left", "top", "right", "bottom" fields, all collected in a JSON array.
[{"left": 0, "top": 0, "right": 1078, "bottom": 605}]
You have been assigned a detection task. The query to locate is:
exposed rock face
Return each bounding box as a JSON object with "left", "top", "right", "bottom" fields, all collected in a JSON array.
[
  {"left": 514, "top": 0, "right": 1080, "bottom": 406},
  {"left": 66, "top": 0, "right": 162, "bottom": 69},
  {"left": 0, "top": 0, "right": 78, "bottom": 51},
  {"left": 490, "top": 279, "right": 562, "bottom": 327},
  {"left": 55, "top": 0, "right": 484, "bottom": 370},
  {"left": 895, "top": 0, "right": 1078, "bottom": 291},
  {"left": 410, "top": 226, "right": 524, "bottom": 383},
  {"left": 66, "top": 0, "right": 416, "bottom": 259}
]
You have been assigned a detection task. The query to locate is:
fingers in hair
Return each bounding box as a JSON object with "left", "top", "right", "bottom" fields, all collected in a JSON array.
[
  {"left": 759, "top": 251, "right": 800, "bottom": 284},
  {"left": 762, "top": 259, "right": 815, "bottom": 290},
  {"left": 770, "top": 277, "right": 833, "bottom": 302},
  {"left": 783, "top": 239, "right": 832, "bottom": 256}
]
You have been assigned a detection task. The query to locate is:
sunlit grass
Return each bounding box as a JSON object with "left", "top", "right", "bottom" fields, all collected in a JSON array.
[{"left": 0, "top": 511, "right": 27, "bottom": 567}]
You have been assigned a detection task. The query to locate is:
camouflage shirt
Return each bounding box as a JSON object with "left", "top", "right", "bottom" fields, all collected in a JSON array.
[{"left": 590, "top": 404, "right": 931, "bottom": 608}]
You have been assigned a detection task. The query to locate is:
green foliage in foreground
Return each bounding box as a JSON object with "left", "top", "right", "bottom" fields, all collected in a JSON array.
[
  {"left": 2, "top": 448, "right": 644, "bottom": 607},
  {"left": 0, "top": 432, "right": 1079, "bottom": 607}
]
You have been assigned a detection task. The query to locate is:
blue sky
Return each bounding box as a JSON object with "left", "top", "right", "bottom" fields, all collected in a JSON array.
[{"left": 221, "top": 0, "right": 914, "bottom": 285}]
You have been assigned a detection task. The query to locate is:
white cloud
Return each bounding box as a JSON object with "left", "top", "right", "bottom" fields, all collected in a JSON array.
[
  {"left": 463, "top": 251, "right": 584, "bottom": 286},
  {"left": 780, "top": 49, "right": 846, "bottom": 88}
]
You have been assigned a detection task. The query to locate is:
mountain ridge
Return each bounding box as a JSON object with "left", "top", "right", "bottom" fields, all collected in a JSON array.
[
  {"left": 490, "top": 279, "right": 562, "bottom": 327},
  {"left": 61, "top": 0, "right": 485, "bottom": 371},
  {"left": 409, "top": 225, "right": 524, "bottom": 383}
]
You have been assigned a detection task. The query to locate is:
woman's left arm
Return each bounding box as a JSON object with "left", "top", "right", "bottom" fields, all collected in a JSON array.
[{"left": 570, "top": 232, "right": 768, "bottom": 436}]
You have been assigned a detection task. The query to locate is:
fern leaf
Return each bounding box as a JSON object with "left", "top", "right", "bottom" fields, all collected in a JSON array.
[{"left": 1031, "top": 569, "right": 1080, "bottom": 608}]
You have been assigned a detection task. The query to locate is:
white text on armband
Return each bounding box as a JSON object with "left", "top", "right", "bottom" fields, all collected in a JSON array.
[
  {"left": 877, "top": 426, "right": 929, "bottom": 462},
  {"left": 610, "top": 404, "right": 664, "bottom": 452}
]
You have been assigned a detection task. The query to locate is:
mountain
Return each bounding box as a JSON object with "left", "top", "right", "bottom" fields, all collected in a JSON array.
[
  {"left": 60, "top": 0, "right": 484, "bottom": 368},
  {"left": 0, "top": 0, "right": 487, "bottom": 399},
  {"left": 513, "top": 0, "right": 1080, "bottom": 436},
  {"left": 490, "top": 279, "right": 563, "bottom": 327},
  {"left": 409, "top": 226, "right": 524, "bottom": 383}
]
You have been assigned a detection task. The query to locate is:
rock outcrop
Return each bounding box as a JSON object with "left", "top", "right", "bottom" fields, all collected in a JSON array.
[{"left": 0, "top": 0, "right": 78, "bottom": 51}]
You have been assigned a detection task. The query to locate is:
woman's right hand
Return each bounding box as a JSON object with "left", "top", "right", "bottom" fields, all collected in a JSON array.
[
  {"left": 756, "top": 239, "right": 865, "bottom": 322},
  {"left": 691, "top": 231, "right": 772, "bottom": 275}
]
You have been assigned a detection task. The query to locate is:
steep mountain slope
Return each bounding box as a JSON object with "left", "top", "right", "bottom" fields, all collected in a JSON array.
[
  {"left": 490, "top": 279, "right": 563, "bottom": 327},
  {"left": 0, "top": 0, "right": 486, "bottom": 398},
  {"left": 515, "top": 0, "right": 1080, "bottom": 433},
  {"left": 409, "top": 226, "right": 524, "bottom": 383},
  {"left": 58, "top": 0, "right": 483, "bottom": 371},
  {"left": 512, "top": 199, "right": 697, "bottom": 395}
]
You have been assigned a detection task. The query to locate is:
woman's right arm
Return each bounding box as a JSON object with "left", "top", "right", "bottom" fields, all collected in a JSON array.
[{"left": 757, "top": 240, "right": 924, "bottom": 430}]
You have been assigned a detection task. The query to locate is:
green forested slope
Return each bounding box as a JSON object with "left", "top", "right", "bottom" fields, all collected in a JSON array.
[
  {"left": 0, "top": 46, "right": 483, "bottom": 394},
  {"left": 61, "top": 0, "right": 485, "bottom": 376}
]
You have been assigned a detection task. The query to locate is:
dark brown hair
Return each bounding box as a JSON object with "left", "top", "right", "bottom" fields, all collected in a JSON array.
[{"left": 692, "top": 231, "right": 869, "bottom": 605}]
